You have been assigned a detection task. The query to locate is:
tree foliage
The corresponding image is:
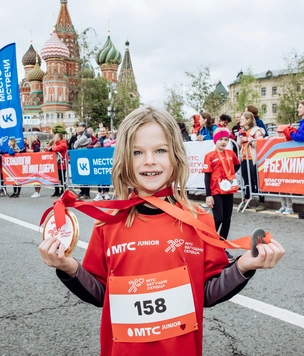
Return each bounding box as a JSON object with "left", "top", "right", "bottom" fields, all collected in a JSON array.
[
  {"left": 114, "top": 82, "right": 141, "bottom": 127},
  {"left": 278, "top": 52, "right": 304, "bottom": 124},
  {"left": 164, "top": 84, "right": 186, "bottom": 121},
  {"left": 232, "top": 70, "right": 260, "bottom": 113},
  {"left": 185, "top": 66, "right": 215, "bottom": 112},
  {"left": 52, "top": 123, "right": 68, "bottom": 135}
]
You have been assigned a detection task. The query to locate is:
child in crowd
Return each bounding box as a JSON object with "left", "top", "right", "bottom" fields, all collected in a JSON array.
[
  {"left": 237, "top": 112, "right": 266, "bottom": 211},
  {"left": 275, "top": 125, "right": 294, "bottom": 215},
  {"left": 203, "top": 128, "right": 240, "bottom": 261},
  {"left": 39, "top": 106, "right": 284, "bottom": 356},
  {"left": 197, "top": 112, "right": 217, "bottom": 141}
]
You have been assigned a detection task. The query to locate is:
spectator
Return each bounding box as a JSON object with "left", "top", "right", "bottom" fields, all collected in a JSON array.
[
  {"left": 246, "top": 105, "right": 268, "bottom": 137},
  {"left": 7, "top": 138, "right": 22, "bottom": 198},
  {"left": 27, "top": 135, "right": 42, "bottom": 198},
  {"left": 274, "top": 125, "right": 294, "bottom": 215},
  {"left": 197, "top": 112, "right": 217, "bottom": 141},
  {"left": 237, "top": 111, "right": 266, "bottom": 211},
  {"left": 190, "top": 114, "right": 201, "bottom": 137},
  {"left": 232, "top": 112, "right": 242, "bottom": 138},
  {"left": 177, "top": 122, "right": 191, "bottom": 142},
  {"left": 46, "top": 133, "right": 68, "bottom": 198},
  {"left": 285, "top": 101, "right": 304, "bottom": 219},
  {"left": 74, "top": 123, "right": 92, "bottom": 199},
  {"left": 218, "top": 114, "right": 234, "bottom": 140}
]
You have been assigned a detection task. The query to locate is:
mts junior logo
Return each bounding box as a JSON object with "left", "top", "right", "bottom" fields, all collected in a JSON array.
[
  {"left": 107, "top": 242, "right": 136, "bottom": 256},
  {"left": 127, "top": 327, "right": 161, "bottom": 337},
  {"left": 77, "top": 158, "right": 90, "bottom": 175}
]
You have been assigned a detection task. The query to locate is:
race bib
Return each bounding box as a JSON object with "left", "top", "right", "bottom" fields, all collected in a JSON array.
[{"left": 109, "top": 266, "right": 198, "bottom": 343}]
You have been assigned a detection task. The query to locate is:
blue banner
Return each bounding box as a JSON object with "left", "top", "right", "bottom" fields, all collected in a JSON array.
[
  {"left": 0, "top": 43, "right": 24, "bottom": 153},
  {"left": 69, "top": 147, "right": 114, "bottom": 185}
]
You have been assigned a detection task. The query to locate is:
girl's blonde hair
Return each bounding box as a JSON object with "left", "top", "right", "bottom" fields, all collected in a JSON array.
[
  {"left": 242, "top": 111, "right": 256, "bottom": 128},
  {"left": 112, "top": 106, "right": 195, "bottom": 213},
  {"left": 9, "top": 138, "right": 19, "bottom": 150}
]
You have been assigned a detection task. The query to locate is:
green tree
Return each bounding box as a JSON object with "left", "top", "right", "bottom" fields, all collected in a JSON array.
[
  {"left": 113, "top": 82, "right": 141, "bottom": 127},
  {"left": 185, "top": 66, "right": 215, "bottom": 112},
  {"left": 52, "top": 123, "right": 68, "bottom": 135},
  {"left": 278, "top": 52, "right": 304, "bottom": 124},
  {"left": 232, "top": 70, "right": 260, "bottom": 113},
  {"left": 204, "top": 92, "right": 223, "bottom": 117},
  {"left": 164, "top": 84, "right": 186, "bottom": 121}
]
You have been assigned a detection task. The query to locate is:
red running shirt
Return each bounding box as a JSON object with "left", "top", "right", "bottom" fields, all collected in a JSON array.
[
  {"left": 82, "top": 209, "right": 228, "bottom": 356},
  {"left": 203, "top": 149, "right": 240, "bottom": 196}
]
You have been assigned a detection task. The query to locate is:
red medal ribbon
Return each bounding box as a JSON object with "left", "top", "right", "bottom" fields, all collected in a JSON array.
[
  {"left": 40, "top": 185, "right": 272, "bottom": 250},
  {"left": 40, "top": 186, "right": 174, "bottom": 230}
]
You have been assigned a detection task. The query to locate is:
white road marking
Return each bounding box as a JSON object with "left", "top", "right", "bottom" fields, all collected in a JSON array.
[{"left": 0, "top": 212, "right": 303, "bottom": 329}]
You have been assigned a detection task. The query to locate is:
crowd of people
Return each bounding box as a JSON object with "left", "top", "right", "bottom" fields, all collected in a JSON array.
[{"left": 0, "top": 123, "right": 116, "bottom": 200}]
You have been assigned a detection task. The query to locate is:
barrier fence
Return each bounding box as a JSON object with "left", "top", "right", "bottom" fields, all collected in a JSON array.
[{"left": 1, "top": 140, "right": 303, "bottom": 209}]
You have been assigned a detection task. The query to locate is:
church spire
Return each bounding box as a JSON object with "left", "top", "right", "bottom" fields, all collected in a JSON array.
[{"left": 118, "top": 40, "right": 139, "bottom": 96}]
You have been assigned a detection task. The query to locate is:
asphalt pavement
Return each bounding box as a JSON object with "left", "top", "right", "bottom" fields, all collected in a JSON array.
[{"left": 0, "top": 187, "right": 303, "bottom": 356}]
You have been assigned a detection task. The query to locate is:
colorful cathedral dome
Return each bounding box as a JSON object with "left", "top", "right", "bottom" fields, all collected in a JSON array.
[
  {"left": 27, "top": 57, "right": 45, "bottom": 81},
  {"left": 41, "top": 28, "right": 70, "bottom": 60},
  {"left": 22, "top": 43, "right": 41, "bottom": 66},
  {"left": 96, "top": 31, "right": 122, "bottom": 66}
]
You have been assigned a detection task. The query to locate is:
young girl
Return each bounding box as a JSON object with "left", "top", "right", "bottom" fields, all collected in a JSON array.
[
  {"left": 39, "top": 106, "right": 284, "bottom": 356},
  {"left": 27, "top": 135, "right": 42, "bottom": 198},
  {"left": 237, "top": 111, "right": 265, "bottom": 211},
  {"left": 203, "top": 128, "right": 240, "bottom": 261}
]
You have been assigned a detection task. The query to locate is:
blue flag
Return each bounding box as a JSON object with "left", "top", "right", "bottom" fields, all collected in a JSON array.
[{"left": 0, "top": 43, "right": 24, "bottom": 153}]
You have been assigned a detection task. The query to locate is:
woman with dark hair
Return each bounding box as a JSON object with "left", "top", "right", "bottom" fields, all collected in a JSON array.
[{"left": 197, "top": 112, "right": 217, "bottom": 141}]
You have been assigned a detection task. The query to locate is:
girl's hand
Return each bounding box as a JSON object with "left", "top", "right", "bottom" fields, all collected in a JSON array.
[
  {"left": 197, "top": 135, "right": 204, "bottom": 141},
  {"left": 206, "top": 196, "right": 214, "bottom": 208},
  {"left": 39, "top": 237, "right": 78, "bottom": 277},
  {"left": 237, "top": 239, "right": 285, "bottom": 274}
]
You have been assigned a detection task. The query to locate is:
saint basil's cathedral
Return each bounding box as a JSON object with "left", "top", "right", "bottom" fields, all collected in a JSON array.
[{"left": 20, "top": 0, "right": 138, "bottom": 135}]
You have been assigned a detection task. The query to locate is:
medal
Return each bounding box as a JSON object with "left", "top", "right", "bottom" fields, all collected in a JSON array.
[
  {"left": 219, "top": 179, "right": 232, "bottom": 191},
  {"left": 42, "top": 209, "right": 79, "bottom": 256}
]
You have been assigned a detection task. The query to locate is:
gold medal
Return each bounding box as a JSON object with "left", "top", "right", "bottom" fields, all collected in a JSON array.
[{"left": 42, "top": 209, "right": 79, "bottom": 256}]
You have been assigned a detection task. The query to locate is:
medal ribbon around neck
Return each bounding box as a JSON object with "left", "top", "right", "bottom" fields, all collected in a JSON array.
[
  {"left": 40, "top": 186, "right": 272, "bottom": 250},
  {"left": 216, "top": 149, "right": 234, "bottom": 180}
]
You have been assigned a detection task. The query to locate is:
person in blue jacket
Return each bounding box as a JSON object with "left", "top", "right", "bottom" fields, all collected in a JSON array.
[
  {"left": 290, "top": 101, "right": 304, "bottom": 142},
  {"left": 197, "top": 112, "right": 217, "bottom": 141}
]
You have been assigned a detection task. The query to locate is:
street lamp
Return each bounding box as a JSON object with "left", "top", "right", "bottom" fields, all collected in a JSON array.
[
  {"left": 107, "top": 104, "right": 115, "bottom": 134},
  {"left": 108, "top": 82, "right": 117, "bottom": 134}
]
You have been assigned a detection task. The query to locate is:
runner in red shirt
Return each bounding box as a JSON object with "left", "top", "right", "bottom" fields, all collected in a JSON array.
[
  {"left": 203, "top": 128, "right": 240, "bottom": 261},
  {"left": 39, "top": 106, "right": 285, "bottom": 356}
]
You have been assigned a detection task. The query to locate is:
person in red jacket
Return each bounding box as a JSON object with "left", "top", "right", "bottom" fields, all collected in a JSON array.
[
  {"left": 46, "top": 133, "right": 68, "bottom": 197},
  {"left": 39, "top": 106, "right": 285, "bottom": 356}
]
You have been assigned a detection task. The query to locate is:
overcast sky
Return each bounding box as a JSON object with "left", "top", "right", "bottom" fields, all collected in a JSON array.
[{"left": 1, "top": 0, "right": 303, "bottom": 117}]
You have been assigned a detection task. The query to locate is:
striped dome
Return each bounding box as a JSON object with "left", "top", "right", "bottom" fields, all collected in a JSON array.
[
  {"left": 22, "top": 43, "right": 41, "bottom": 66},
  {"left": 41, "top": 28, "right": 70, "bottom": 60},
  {"left": 96, "top": 31, "right": 122, "bottom": 66},
  {"left": 27, "top": 58, "right": 45, "bottom": 81}
]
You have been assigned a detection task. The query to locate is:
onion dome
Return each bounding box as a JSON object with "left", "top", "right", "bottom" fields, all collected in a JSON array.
[
  {"left": 81, "top": 61, "right": 95, "bottom": 79},
  {"left": 22, "top": 43, "right": 41, "bottom": 66},
  {"left": 27, "top": 56, "right": 45, "bottom": 81},
  {"left": 96, "top": 30, "right": 122, "bottom": 66},
  {"left": 41, "top": 27, "right": 70, "bottom": 60}
]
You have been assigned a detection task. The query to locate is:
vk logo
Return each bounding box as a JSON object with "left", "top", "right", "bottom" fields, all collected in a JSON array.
[
  {"left": 77, "top": 158, "right": 90, "bottom": 175},
  {"left": 0, "top": 108, "right": 17, "bottom": 129}
]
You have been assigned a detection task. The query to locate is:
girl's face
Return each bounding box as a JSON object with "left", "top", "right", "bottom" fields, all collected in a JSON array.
[
  {"left": 240, "top": 115, "right": 248, "bottom": 127},
  {"left": 215, "top": 137, "right": 229, "bottom": 151},
  {"left": 199, "top": 116, "right": 207, "bottom": 126},
  {"left": 132, "top": 121, "right": 173, "bottom": 196}
]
